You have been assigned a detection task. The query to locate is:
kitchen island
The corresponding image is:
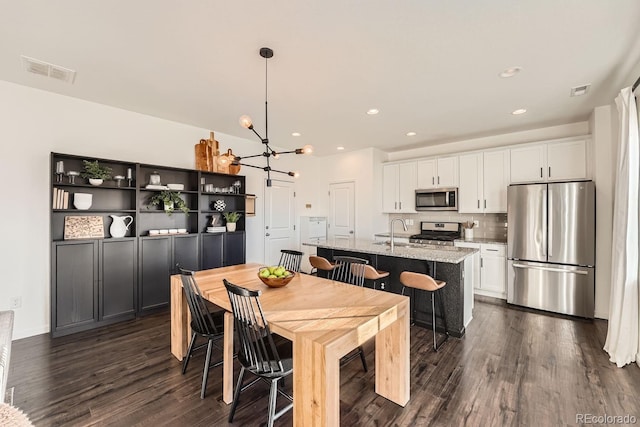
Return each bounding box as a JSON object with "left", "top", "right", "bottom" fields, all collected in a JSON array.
[{"left": 303, "top": 239, "right": 478, "bottom": 337}]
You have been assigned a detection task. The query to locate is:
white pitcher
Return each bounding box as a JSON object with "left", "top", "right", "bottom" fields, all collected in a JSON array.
[{"left": 110, "top": 215, "right": 133, "bottom": 238}]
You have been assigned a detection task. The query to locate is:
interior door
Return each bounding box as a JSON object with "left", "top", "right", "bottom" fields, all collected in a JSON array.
[
  {"left": 264, "top": 179, "right": 296, "bottom": 266},
  {"left": 328, "top": 181, "right": 355, "bottom": 242}
]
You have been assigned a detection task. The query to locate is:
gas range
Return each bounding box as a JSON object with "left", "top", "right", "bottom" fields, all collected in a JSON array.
[{"left": 409, "top": 221, "right": 462, "bottom": 246}]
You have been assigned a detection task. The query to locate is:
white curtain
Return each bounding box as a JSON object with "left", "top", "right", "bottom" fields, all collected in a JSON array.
[{"left": 604, "top": 86, "right": 640, "bottom": 368}]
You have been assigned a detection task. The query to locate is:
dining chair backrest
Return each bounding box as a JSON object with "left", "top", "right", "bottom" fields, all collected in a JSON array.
[
  {"left": 278, "top": 249, "right": 303, "bottom": 273},
  {"left": 330, "top": 256, "right": 368, "bottom": 287},
  {"left": 223, "top": 279, "right": 285, "bottom": 375},
  {"left": 180, "top": 268, "right": 220, "bottom": 336}
]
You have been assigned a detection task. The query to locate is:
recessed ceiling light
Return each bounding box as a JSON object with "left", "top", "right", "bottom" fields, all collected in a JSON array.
[
  {"left": 500, "top": 67, "right": 522, "bottom": 78},
  {"left": 366, "top": 108, "right": 379, "bottom": 115},
  {"left": 337, "top": 146, "right": 345, "bottom": 151},
  {"left": 512, "top": 108, "right": 527, "bottom": 115},
  {"left": 406, "top": 132, "right": 417, "bottom": 137},
  {"left": 291, "top": 132, "right": 301, "bottom": 137}
]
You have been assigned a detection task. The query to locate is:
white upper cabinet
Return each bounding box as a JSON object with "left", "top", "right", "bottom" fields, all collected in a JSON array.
[
  {"left": 510, "top": 138, "right": 587, "bottom": 183},
  {"left": 458, "top": 153, "right": 483, "bottom": 213},
  {"left": 417, "top": 156, "right": 458, "bottom": 189},
  {"left": 458, "top": 150, "right": 509, "bottom": 213},
  {"left": 547, "top": 140, "right": 587, "bottom": 181},
  {"left": 382, "top": 162, "right": 417, "bottom": 213}
]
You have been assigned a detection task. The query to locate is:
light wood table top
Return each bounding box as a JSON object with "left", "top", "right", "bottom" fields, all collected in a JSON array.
[{"left": 170, "top": 263, "right": 410, "bottom": 426}]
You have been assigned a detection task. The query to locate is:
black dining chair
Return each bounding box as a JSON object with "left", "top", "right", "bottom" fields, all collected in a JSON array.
[
  {"left": 179, "top": 268, "right": 226, "bottom": 399},
  {"left": 278, "top": 249, "right": 304, "bottom": 273},
  {"left": 224, "top": 279, "right": 293, "bottom": 427},
  {"left": 330, "top": 256, "right": 369, "bottom": 372}
]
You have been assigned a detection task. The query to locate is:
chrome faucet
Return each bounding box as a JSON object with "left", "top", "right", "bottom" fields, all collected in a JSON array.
[{"left": 390, "top": 218, "right": 408, "bottom": 251}]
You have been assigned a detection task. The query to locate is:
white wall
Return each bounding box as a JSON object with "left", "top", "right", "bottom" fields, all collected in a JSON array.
[
  {"left": 0, "top": 80, "right": 290, "bottom": 338},
  {"left": 590, "top": 105, "right": 616, "bottom": 319},
  {"left": 387, "top": 122, "right": 589, "bottom": 161}
]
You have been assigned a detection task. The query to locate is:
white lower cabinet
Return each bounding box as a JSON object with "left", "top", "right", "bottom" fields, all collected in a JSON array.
[{"left": 454, "top": 241, "right": 506, "bottom": 299}]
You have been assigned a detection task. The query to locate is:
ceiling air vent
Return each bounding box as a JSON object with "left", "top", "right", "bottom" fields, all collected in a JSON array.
[
  {"left": 21, "top": 55, "right": 76, "bottom": 84},
  {"left": 570, "top": 84, "right": 590, "bottom": 97}
]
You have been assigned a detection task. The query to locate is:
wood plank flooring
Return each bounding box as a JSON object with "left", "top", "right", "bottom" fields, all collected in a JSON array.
[{"left": 8, "top": 297, "right": 640, "bottom": 426}]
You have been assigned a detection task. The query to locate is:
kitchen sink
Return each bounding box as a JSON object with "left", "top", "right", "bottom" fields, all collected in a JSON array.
[{"left": 372, "top": 241, "right": 413, "bottom": 248}]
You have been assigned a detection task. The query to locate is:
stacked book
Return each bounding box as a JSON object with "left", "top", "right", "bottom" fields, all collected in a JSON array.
[
  {"left": 206, "top": 226, "right": 226, "bottom": 233},
  {"left": 52, "top": 188, "right": 69, "bottom": 209}
]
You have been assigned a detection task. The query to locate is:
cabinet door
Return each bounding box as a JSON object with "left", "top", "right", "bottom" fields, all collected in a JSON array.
[
  {"left": 510, "top": 145, "right": 546, "bottom": 183},
  {"left": 436, "top": 156, "right": 458, "bottom": 188},
  {"left": 201, "top": 233, "right": 224, "bottom": 270},
  {"left": 173, "top": 234, "right": 199, "bottom": 272},
  {"left": 101, "top": 239, "right": 136, "bottom": 320},
  {"left": 417, "top": 159, "right": 437, "bottom": 189},
  {"left": 546, "top": 139, "right": 587, "bottom": 181},
  {"left": 53, "top": 241, "right": 98, "bottom": 331},
  {"left": 458, "top": 153, "right": 482, "bottom": 213},
  {"left": 481, "top": 255, "right": 506, "bottom": 296},
  {"left": 382, "top": 164, "right": 399, "bottom": 212},
  {"left": 483, "top": 150, "right": 509, "bottom": 212},
  {"left": 139, "top": 237, "right": 171, "bottom": 311},
  {"left": 224, "top": 232, "right": 246, "bottom": 266},
  {"left": 397, "top": 162, "right": 417, "bottom": 213}
]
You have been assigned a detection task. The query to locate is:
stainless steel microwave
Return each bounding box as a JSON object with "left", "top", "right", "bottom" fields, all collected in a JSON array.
[{"left": 415, "top": 188, "right": 458, "bottom": 211}]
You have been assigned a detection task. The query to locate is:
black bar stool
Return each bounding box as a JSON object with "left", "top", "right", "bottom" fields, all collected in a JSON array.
[{"left": 399, "top": 270, "right": 449, "bottom": 351}]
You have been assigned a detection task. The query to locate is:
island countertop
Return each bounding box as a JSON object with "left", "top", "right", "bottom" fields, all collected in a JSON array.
[{"left": 303, "top": 238, "right": 477, "bottom": 264}]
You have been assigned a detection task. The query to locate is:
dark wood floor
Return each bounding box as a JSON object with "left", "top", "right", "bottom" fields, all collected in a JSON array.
[{"left": 8, "top": 298, "right": 640, "bottom": 426}]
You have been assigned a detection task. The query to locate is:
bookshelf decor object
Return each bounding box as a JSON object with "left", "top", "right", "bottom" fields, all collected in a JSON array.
[{"left": 64, "top": 216, "right": 104, "bottom": 240}]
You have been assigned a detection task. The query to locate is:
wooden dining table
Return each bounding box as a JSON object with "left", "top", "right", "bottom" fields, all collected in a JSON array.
[{"left": 170, "top": 263, "right": 410, "bottom": 426}]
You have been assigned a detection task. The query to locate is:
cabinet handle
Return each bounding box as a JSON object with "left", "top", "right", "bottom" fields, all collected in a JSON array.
[
  {"left": 437, "top": 176, "right": 440, "bottom": 185},
  {"left": 399, "top": 201, "right": 402, "bottom": 210},
  {"left": 395, "top": 202, "right": 398, "bottom": 209},
  {"left": 484, "top": 200, "right": 486, "bottom": 209},
  {"left": 266, "top": 233, "right": 270, "bottom": 236},
  {"left": 481, "top": 258, "right": 483, "bottom": 268},
  {"left": 548, "top": 166, "right": 551, "bottom": 178},
  {"left": 486, "top": 249, "right": 498, "bottom": 252},
  {"left": 432, "top": 177, "right": 434, "bottom": 185},
  {"left": 540, "top": 167, "right": 543, "bottom": 178}
]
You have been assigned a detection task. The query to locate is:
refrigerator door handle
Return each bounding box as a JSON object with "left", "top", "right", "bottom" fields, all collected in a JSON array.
[
  {"left": 548, "top": 189, "right": 553, "bottom": 258},
  {"left": 512, "top": 263, "right": 589, "bottom": 275},
  {"left": 541, "top": 189, "right": 547, "bottom": 258}
]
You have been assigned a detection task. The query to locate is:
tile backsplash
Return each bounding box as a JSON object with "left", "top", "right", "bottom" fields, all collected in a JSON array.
[{"left": 388, "top": 211, "right": 508, "bottom": 240}]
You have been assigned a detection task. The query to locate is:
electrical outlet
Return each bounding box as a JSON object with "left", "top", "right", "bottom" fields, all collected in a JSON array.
[
  {"left": 473, "top": 220, "right": 479, "bottom": 227},
  {"left": 10, "top": 297, "right": 21, "bottom": 309}
]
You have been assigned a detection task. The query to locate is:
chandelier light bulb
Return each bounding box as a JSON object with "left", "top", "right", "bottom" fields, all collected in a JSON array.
[
  {"left": 271, "top": 151, "right": 280, "bottom": 159},
  {"left": 288, "top": 171, "right": 300, "bottom": 178},
  {"left": 302, "top": 145, "right": 313, "bottom": 154},
  {"left": 239, "top": 115, "right": 253, "bottom": 129}
]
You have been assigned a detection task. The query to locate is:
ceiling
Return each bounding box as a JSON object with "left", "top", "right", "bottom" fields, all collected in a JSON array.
[{"left": 1, "top": 1, "right": 640, "bottom": 156}]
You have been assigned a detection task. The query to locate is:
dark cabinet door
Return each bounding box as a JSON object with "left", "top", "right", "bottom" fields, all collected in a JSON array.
[
  {"left": 224, "top": 232, "right": 246, "bottom": 266},
  {"left": 201, "top": 233, "right": 224, "bottom": 270},
  {"left": 101, "top": 239, "right": 136, "bottom": 320},
  {"left": 139, "top": 236, "right": 171, "bottom": 312},
  {"left": 173, "top": 234, "right": 199, "bottom": 273},
  {"left": 52, "top": 241, "right": 98, "bottom": 331}
]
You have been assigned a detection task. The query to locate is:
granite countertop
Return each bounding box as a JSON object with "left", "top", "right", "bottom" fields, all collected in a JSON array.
[
  {"left": 454, "top": 237, "right": 507, "bottom": 245},
  {"left": 303, "top": 238, "right": 478, "bottom": 264}
]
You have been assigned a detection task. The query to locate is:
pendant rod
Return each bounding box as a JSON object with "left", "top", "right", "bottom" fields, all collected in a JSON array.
[{"left": 633, "top": 75, "right": 640, "bottom": 92}]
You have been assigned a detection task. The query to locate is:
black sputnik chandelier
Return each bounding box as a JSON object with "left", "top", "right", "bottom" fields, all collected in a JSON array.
[{"left": 231, "top": 47, "right": 312, "bottom": 187}]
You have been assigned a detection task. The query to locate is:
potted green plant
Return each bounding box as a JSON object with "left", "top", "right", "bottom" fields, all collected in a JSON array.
[
  {"left": 149, "top": 190, "right": 189, "bottom": 215},
  {"left": 223, "top": 211, "right": 242, "bottom": 232},
  {"left": 81, "top": 160, "right": 112, "bottom": 186}
]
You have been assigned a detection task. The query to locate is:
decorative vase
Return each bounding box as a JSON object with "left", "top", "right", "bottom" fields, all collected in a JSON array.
[
  {"left": 89, "top": 178, "right": 103, "bottom": 186},
  {"left": 109, "top": 215, "right": 133, "bottom": 238},
  {"left": 226, "top": 222, "right": 237, "bottom": 232},
  {"left": 164, "top": 200, "right": 174, "bottom": 212}
]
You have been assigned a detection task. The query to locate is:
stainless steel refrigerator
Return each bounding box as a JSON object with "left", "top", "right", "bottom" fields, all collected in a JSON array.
[{"left": 507, "top": 181, "right": 595, "bottom": 318}]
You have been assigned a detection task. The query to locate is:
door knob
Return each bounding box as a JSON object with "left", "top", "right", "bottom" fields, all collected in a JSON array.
[
  {"left": 265, "top": 233, "right": 271, "bottom": 236},
  {"left": 349, "top": 230, "right": 354, "bottom": 234}
]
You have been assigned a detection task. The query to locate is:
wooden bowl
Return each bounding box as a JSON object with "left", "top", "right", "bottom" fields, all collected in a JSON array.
[{"left": 257, "top": 268, "right": 295, "bottom": 288}]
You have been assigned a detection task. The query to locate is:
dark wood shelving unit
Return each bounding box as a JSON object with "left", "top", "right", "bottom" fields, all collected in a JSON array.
[{"left": 50, "top": 152, "right": 248, "bottom": 337}]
